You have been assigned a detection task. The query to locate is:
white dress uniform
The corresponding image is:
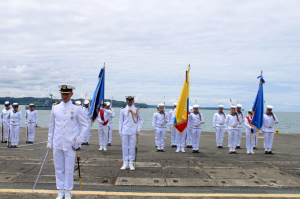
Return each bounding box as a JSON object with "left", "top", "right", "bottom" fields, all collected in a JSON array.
[
  {"left": 119, "top": 104, "right": 143, "bottom": 167},
  {"left": 188, "top": 108, "right": 204, "bottom": 151},
  {"left": 47, "top": 85, "right": 88, "bottom": 198},
  {"left": 213, "top": 106, "right": 226, "bottom": 147},
  {"left": 236, "top": 104, "right": 244, "bottom": 147},
  {"left": 97, "top": 108, "right": 112, "bottom": 150},
  {"left": 153, "top": 105, "right": 169, "bottom": 151},
  {"left": 185, "top": 106, "right": 193, "bottom": 147},
  {"left": 262, "top": 106, "right": 278, "bottom": 152},
  {"left": 1, "top": 102, "right": 11, "bottom": 142},
  {"left": 225, "top": 108, "right": 241, "bottom": 153},
  {"left": 6, "top": 106, "right": 23, "bottom": 147},
  {"left": 152, "top": 109, "right": 159, "bottom": 146},
  {"left": 245, "top": 113, "right": 255, "bottom": 154},
  {"left": 25, "top": 108, "right": 38, "bottom": 142},
  {"left": 107, "top": 105, "right": 115, "bottom": 145},
  {"left": 82, "top": 103, "right": 91, "bottom": 143},
  {"left": 168, "top": 104, "right": 177, "bottom": 146}
]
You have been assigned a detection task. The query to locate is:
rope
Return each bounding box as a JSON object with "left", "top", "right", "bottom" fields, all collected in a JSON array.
[{"left": 128, "top": 107, "right": 140, "bottom": 124}]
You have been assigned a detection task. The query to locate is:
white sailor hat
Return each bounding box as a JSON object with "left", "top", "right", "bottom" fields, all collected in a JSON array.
[
  {"left": 58, "top": 84, "right": 76, "bottom": 94},
  {"left": 4, "top": 101, "right": 10, "bottom": 105},
  {"left": 218, "top": 105, "right": 224, "bottom": 108},
  {"left": 173, "top": 102, "right": 177, "bottom": 106},
  {"left": 158, "top": 103, "right": 164, "bottom": 107},
  {"left": 193, "top": 104, "right": 200, "bottom": 108},
  {"left": 13, "top": 103, "right": 19, "bottom": 107},
  {"left": 106, "top": 102, "right": 111, "bottom": 106},
  {"left": 237, "top": 104, "right": 243, "bottom": 108},
  {"left": 231, "top": 105, "right": 237, "bottom": 109},
  {"left": 267, "top": 105, "right": 274, "bottom": 109},
  {"left": 248, "top": 109, "right": 253, "bottom": 113},
  {"left": 125, "top": 96, "right": 135, "bottom": 102},
  {"left": 29, "top": 103, "right": 35, "bottom": 107},
  {"left": 84, "top": 99, "right": 89, "bottom": 105},
  {"left": 75, "top": 100, "right": 81, "bottom": 105}
]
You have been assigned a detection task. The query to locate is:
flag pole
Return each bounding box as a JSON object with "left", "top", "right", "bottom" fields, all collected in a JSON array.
[{"left": 103, "top": 62, "right": 106, "bottom": 108}]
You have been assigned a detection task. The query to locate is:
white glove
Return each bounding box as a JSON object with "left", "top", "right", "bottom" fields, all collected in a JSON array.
[
  {"left": 75, "top": 141, "right": 81, "bottom": 150},
  {"left": 47, "top": 143, "right": 52, "bottom": 150}
]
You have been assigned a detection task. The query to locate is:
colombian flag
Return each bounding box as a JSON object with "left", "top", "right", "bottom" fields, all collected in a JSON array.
[{"left": 173, "top": 67, "right": 190, "bottom": 134}]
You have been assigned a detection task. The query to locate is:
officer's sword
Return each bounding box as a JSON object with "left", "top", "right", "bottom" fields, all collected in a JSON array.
[
  {"left": 32, "top": 149, "right": 50, "bottom": 193},
  {"left": 135, "top": 131, "right": 140, "bottom": 168},
  {"left": 1, "top": 121, "right": 4, "bottom": 143},
  {"left": 76, "top": 150, "right": 83, "bottom": 189},
  {"left": 26, "top": 124, "right": 28, "bottom": 143}
]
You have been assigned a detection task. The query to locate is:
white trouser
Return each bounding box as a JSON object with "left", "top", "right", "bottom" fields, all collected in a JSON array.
[
  {"left": 53, "top": 149, "right": 76, "bottom": 191},
  {"left": 108, "top": 122, "right": 113, "bottom": 143},
  {"left": 2, "top": 123, "right": 9, "bottom": 141},
  {"left": 122, "top": 134, "right": 136, "bottom": 164},
  {"left": 253, "top": 133, "right": 258, "bottom": 147},
  {"left": 98, "top": 125, "right": 109, "bottom": 147},
  {"left": 237, "top": 127, "right": 243, "bottom": 146},
  {"left": 227, "top": 129, "right": 238, "bottom": 148},
  {"left": 263, "top": 131, "right": 274, "bottom": 150},
  {"left": 154, "top": 129, "right": 158, "bottom": 146},
  {"left": 83, "top": 123, "right": 91, "bottom": 142},
  {"left": 27, "top": 123, "right": 36, "bottom": 142},
  {"left": 192, "top": 128, "right": 201, "bottom": 150},
  {"left": 169, "top": 125, "right": 177, "bottom": 145},
  {"left": 10, "top": 125, "right": 20, "bottom": 145},
  {"left": 246, "top": 131, "right": 255, "bottom": 151},
  {"left": 186, "top": 128, "right": 192, "bottom": 145},
  {"left": 215, "top": 127, "right": 225, "bottom": 146},
  {"left": 156, "top": 128, "right": 166, "bottom": 150},
  {"left": 176, "top": 130, "right": 187, "bottom": 150}
]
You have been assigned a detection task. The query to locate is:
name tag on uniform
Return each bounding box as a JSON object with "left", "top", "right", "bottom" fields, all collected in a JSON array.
[
  {"left": 195, "top": 126, "right": 198, "bottom": 128},
  {"left": 160, "top": 124, "right": 163, "bottom": 126},
  {"left": 71, "top": 111, "right": 74, "bottom": 119}
]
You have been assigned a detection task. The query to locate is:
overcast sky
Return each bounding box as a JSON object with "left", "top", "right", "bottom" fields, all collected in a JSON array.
[{"left": 0, "top": 0, "right": 299, "bottom": 112}]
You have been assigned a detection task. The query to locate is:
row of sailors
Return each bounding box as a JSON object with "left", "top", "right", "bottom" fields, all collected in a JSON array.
[
  {"left": 152, "top": 103, "right": 278, "bottom": 154},
  {"left": 1, "top": 101, "right": 38, "bottom": 147}
]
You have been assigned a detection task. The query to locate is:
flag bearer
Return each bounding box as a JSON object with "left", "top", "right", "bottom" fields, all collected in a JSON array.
[
  {"left": 236, "top": 104, "right": 244, "bottom": 149},
  {"left": 97, "top": 103, "right": 113, "bottom": 151},
  {"left": 152, "top": 106, "right": 159, "bottom": 147},
  {"left": 185, "top": 106, "right": 193, "bottom": 148},
  {"left": 188, "top": 104, "right": 204, "bottom": 153},
  {"left": 119, "top": 96, "right": 143, "bottom": 170},
  {"left": 153, "top": 103, "right": 169, "bottom": 152},
  {"left": 47, "top": 84, "right": 88, "bottom": 199},
  {"left": 105, "top": 102, "right": 115, "bottom": 146},
  {"left": 25, "top": 104, "right": 38, "bottom": 143},
  {"left": 168, "top": 103, "right": 177, "bottom": 147},
  {"left": 245, "top": 110, "right": 255, "bottom": 154},
  {"left": 213, "top": 105, "right": 226, "bottom": 148},
  {"left": 1, "top": 101, "right": 11, "bottom": 143},
  {"left": 262, "top": 105, "right": 278, "bottom": 154},
  {"left": 6, "top": 103, "right": 22, "bottom": 147},
  {"left": 82, "top": 100, "right": 91, "bottom": 145},
  {"left": 225, "top": 105, "right": 241, "bottom": 154}
]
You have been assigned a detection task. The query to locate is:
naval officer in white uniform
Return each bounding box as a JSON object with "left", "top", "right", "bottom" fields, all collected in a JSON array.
[
  {"left": 225, "top": 105, "right": 241, "bottom": 154},
  {"left": 153, "top": 103, "right": 169, "bottom": 152},
  {"left": 1, "top": 101, "right": 11, "bottom": 143},
  {"left": 168, "top": 103, "right": 177, "bottom": 147},
  {"left": 213, "top": 105, "right": 226, "bottom": 148},
  {"left": 262, "top": 105, "right": 279, "bottom": 154},
  {"left": 119, "top": 96, "right": 143, "bottom": 170},
  {"left": 82, "top": 99, "right": 91, "bottom": 145},
  {"left": 236, "top": 104, "right": 244, "bottom": 149},
  {"left": 97, "top": 103, "right": 113, "bottom": 151},
  {"left": 105, "top": 102, "right": 115, "bottom": 146},
  {"left": 188, "top": 104, "right": 204, "bottom": 153},
  {"left": 47, "top": 84, "right": 88, "bottom": 199},
  {"left": 6, "top": 103, "right": 23, "bottom": 147},
  {"left": 25, "top": 104, "right": 38, "bottom": 143}
]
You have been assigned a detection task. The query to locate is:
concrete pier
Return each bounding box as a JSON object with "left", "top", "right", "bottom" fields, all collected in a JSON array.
[{"left": 0, "top": 128, "right": 299, "bottom": 198}]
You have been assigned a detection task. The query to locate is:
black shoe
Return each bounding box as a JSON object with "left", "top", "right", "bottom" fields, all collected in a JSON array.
[
  {"left": 253, "top": 147, "right": 257, "bottom": 150},
  {"left": 30, "top": 141, "right": 33, "bottom": 144},
  {"left": 265, "top": 151, "right": 268, "bottom": 154},
  {"left": 86, "top": 142, "right": 89, "bottom": 145},
  {"left": 108, "top": 143, "right": 111, "bottom": 146},
  {"left": 195, "top": 150, "right": 199, "bottom": 153},
  {"left": 229, "top": 151, "right": 233, "bottom": 154},
  {"left": 10, "top": 145, "right": 14, "bottom": 148},
  {"left": 268, "top": 151, "right": 274, "bottom": 154},
  {"left": 233, "top": 151, "right": 237, "bottom": 154},
  {"left": 192, "top": 150, "right": 195, "bottom": 153},
  {"left": 14, "top": 145, "right": 18, "bottom": 148},
  {"left": 156, "top": 149, "right": 160, "bottom": 152},
  {"left": 236, "top": 146, "right": 241, "bottom": 149},
  {"left": 220, "top": 146, "right": 223, "bottom": 148},
  {"left": 78, "top": 147, "right": 81, "bottom": 150},
  {"left": 4, "top": 141, "right": 7, "bottom": 143},
  {"left": 82, "top": 142, "right": 86, "bottom": 145},
  {"left": 161, "top": 149, "right": 164, "bottom": 152},
  {"left": 171, "top": 145, "right": 175, "bottom": 148},
  {"left": 217, "top": 146, "right": 221, "bottom": 148},
  {"left": 174, "top": 145, "right": 177, "bottom": 147}
]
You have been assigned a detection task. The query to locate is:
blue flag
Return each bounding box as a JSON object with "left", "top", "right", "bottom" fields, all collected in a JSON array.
[
  {"left": 251, "top": 75, "right": 265, "bottom": 138},
  {"left": 89, "top": 67, "right": 105, "bottom": 124}
]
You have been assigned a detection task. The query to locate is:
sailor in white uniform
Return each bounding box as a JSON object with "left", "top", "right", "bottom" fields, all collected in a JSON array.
[
  {"left": 6, "top": 103, "right": 23, "bottom": 147},
  {"left": 82, "top": 99, "right": 91, "bottom": 145},
  {"left": 47, "top": 84, "right": 88, "bottom": 199},
  {"left": 152, "top": 106, "right": 159, "bottom": 147},
  {"left": 119, "top": 96, "right": 143, "bottom": 170},
  {"left": 262, "top": 105, "right": 278, "bottom": 154},
  {"left": 168, "top": 103, "right": 177, "bottom": 147},
  {"left": 185, "top": 106, "right": 193, "bottom": 148},
  {"left": 188, "top": 104, "right": 204, "bottom": 153},
  {"left": 225, "top": 105, "right": 241, "bottom": 154},
  {"left": 25, "top": 104, "right": 38, "bottom": 143},
  {"left": 236, "top": 104, "right": 244, "bottom": 149},
  {"left": 245, "top": 110, "right": 255, "bottom": 154},
  {"left": 74, "top": 101, "right": 82, "bottom": 150},
  {"left": 153, "top": 103, "right": 169, "bottom": 152},
  {"left": 106, "top": 102, "right": 115, "bottom": 146},
  {"left": 97, "top": 103, "right": 113, "bottom": 151},
  {"left": 1, "top": 101, "right": 11, "bottom": 143},
  {"left": 213, "top": 105, "right": 226, "bottom": 148}
]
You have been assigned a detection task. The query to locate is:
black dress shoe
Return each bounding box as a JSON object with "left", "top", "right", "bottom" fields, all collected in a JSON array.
[
  {"left": 4, "top": 141, "right": 7, "bottom": 143},
  {"left": 10, "top": 145, "right": 14, "bottom": 148},
  {"left": 236, "top": 146, "right": 241, "bottom": 149},
  {"left": 253, "top": 147, "right": 257, "bottom": 150},
  {"left": 268, "top": 151, "right": 274, "bottom": 154},
  {"left": 220, "top": 146, "right": 223, "bottom": 148},
  {"left": 78, "top": 147, "right": 81, "bottom": 150},
  {"left": 265, "top": 151, "right": 268, "bottom": 154},
  {"left": 108, "top": 143, "right": 111, "bottom": 146},
  {"left": 195, "top": 150, "right": 199, "bottom": 153},
  {"left": 192, "top": 150, "right": 195, "bottom": 153},
  {"left": 161, "top": 150, "right": 164, "bottom": 152},
  {"left": 82, "top": 142, "right": 86, "bottom": 145},
  {"left": 156, "top": 149, "right": 160, "bottom": 152},
  {"left": 229, "top": 151, "right": 233, "bottom": 154},
  {"left": 233, "top": 151, "right": 237, "bottom": 154},
  {"left": 86, "top": 142, "right": 89, "bottom": 145}
]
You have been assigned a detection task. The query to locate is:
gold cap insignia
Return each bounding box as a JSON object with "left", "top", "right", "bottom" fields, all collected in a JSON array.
[
  {"left": 62, "top": 85, "right": 67, "bottom": 89},
  {"left": 128, "top": 97, "right": 132, "bottom": 99}
]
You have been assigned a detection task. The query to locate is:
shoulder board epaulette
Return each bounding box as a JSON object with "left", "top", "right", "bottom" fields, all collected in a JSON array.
[
  {"left": 52, "top": 102, "right": 59, "bottom": 106},
  {"left": 121, "top": 107, "right": 124, "bottom": 109}
]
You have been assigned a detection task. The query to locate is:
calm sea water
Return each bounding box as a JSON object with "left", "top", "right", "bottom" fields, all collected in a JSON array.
[{"left": 1, "top": 105, "right": 298, "bottom": 134}]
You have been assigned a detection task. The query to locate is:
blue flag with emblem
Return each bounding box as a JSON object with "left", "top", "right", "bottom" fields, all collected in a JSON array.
[
  {"left": 251, "top": 75, "right": 265, "bottom": 138},
  {"left": 89, "top": 67, "right": 105, "bottom": 124}
]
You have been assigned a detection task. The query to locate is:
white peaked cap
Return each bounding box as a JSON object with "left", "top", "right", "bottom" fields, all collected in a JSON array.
[
  {"left": 75, "top": 100, "right": 81, "bottom": 105},
  {"left": 267, "top": 105, "right": 274, "bottom": 109},
  {"left": 231, "top": 105, "right": 237, "bottom": 109},
  {"left": 158, "top": 103, "right": 164, "bottom": 107},
  {"left": 4, "top": 101, "right": 10, "bottom": 105},
  {"left": 29, "top": 103, "right": 34, "bottom": 106},
  {"left": 218, "top": 105, "right": 224, "bottom": 108},
  {"left": 84, "top": 99, "right": 89, "bottom": 104},
  {"left": 106, "top": 102, "right": 111, "bottom": 106},
  {"left": 13, "top": 103, "right": 18, "bottom": 106},
  {"left": 193, "top": 104, "right": 200, "bottom": 108},
  {"left": 173, "top": 102, "right": 177, "bottom": 106},
  {"left": 58, "top": 84, "right": 76, "bottom": 90},
  {"left": 237, "top": 104, "right": 243, "bottom": 108}
]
